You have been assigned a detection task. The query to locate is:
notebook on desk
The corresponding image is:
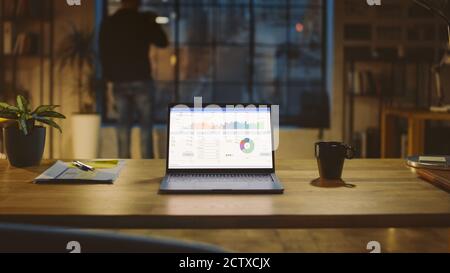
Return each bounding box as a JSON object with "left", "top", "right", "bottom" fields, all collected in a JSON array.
[{"left": 34, "top": 160, "right": 125, "bottom": 184}]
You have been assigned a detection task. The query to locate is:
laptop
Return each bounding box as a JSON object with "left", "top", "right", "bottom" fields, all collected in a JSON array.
[{"left": 159, "top": 103, "right": 284, "bottom": 194}]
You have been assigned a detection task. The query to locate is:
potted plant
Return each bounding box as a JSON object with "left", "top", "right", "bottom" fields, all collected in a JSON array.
[
  {"left": 58, "top": 23, "right": 101, "bottom": 159},
  {"left": 0, "top": 95, "right": 66, "bottom": 167}
]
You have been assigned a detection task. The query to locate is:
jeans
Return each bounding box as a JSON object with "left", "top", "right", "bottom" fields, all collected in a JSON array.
[{"left": 113, "top": 81, "right": 154, "bottom": 159}]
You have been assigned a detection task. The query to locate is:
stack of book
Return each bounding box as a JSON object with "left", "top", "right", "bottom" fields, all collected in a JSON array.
[
  {"left": 13, "top": 33, "right": 40, "bottom": 56},
  {"left": 2, "top": 22, "right": 13, "bottom": 55},
  {"left": 3, "top": 23, "right": 40, "bottom": 56},
  {"left": 348, "top": 70, "right": 380, "bottom": 96}
]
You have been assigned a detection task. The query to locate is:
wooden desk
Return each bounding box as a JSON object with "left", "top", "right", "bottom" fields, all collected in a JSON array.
[
  {"left": 0, "top": 159, "right": 449, "bottom": 229},
  {"left": 381, "top": 108, "right": 450, "bottom": 158}
]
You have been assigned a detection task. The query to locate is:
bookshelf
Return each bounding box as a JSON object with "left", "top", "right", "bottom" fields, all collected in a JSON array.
[
  {"left": 342, "top": 0, "right": 448, "bottom": 158},
  {"left": 0, "top": 0, "right": 55, "bottom": 156}
]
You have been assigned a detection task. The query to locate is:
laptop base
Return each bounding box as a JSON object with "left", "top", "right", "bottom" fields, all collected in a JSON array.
[{"left": 159, "top": 173, "right": 284, "bottom": 194}]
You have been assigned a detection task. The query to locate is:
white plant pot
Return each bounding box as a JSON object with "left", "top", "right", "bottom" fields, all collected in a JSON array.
[{"left": 72, "top": 114, "right": 101, "bottom": 159}]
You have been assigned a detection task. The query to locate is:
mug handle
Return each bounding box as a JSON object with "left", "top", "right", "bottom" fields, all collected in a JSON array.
[{"left": 345, "top": 145, "right": 355, "bottom": 159}]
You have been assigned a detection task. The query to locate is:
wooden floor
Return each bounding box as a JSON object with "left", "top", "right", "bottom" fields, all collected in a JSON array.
[{"left": 113, "top": 228, "right": 449, "bottom": 253}]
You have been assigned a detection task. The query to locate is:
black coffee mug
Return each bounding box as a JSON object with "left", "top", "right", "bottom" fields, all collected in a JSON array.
[{"left": 315, "top": 142, "right": 354, "bottom": 180}]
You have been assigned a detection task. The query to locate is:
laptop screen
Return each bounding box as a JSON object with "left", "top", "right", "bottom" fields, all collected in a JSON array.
[{"left": 168, "top": 105, "right": 274, "bottom": 170}]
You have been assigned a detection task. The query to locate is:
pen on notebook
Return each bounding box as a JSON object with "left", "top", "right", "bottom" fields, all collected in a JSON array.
[{"left": 72, "top": 161, "right": 95, "bottom": 172}]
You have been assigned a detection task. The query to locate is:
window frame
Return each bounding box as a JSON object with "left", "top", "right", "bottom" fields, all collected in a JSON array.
[{"left": 99, "top": 0, "right": 329, "bottom": 128}]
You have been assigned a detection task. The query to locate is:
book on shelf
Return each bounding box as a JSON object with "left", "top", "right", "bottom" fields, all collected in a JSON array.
[
  {"left": 349, "top": 70, "right": 379, "bottom": 96},
  {"left": 16, "top": 0, "right": 27, "bottom": 17},
  {"left": 13, "top": 33, "right": 40, "bottom": 56},
  {"left": 3, "top": 22, "right": 14, "bottom": 55},
  {"left": 2, "top": 0, "right": 16, "bottom": 18}
]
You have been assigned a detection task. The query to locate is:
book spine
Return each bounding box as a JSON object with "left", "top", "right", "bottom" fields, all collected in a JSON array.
[{"left": 3, "top": 22, "right": 13, "bottom": 55}]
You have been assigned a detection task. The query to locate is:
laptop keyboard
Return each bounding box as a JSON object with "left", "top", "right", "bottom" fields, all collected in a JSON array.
[{"left": 168, "top": 174, "right": 274, "bottom": 183}]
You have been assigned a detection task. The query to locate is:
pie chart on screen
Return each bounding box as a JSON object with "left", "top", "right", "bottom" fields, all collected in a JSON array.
[{"left": 240, "top": 138, "right": 255, "bottom": 154}]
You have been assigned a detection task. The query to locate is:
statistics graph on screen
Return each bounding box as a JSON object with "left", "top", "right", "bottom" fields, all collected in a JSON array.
[{"left": 168, "top": 107, "right": 273, "bottom": 169}]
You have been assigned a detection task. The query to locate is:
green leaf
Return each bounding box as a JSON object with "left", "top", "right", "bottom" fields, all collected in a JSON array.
[
  {"left": 33, "top": 105, "right": 60, "bottom": 115},
  {"left": 0, "top": 102, "right": 19, "bottom": 112},
  {"left": 35, "top": 117, "right": 62, "bottom": 133},
  {"left": 18, "top": 118, "right": 28, "bottom": 135},
  {"left": 0, "top": 111, "right": 18, "bottom": 119},
  {"left": 0, "top": 108, "right": 18, "bottom": 115},
  {"left": 35, "top": 111, "right": 66, "bottom": 119},
  {"left": 0, "top": 102, "right": 12, "bottom": 108},
  {"left": 16, "top": 95, "right": 29, "bottom": 113}
]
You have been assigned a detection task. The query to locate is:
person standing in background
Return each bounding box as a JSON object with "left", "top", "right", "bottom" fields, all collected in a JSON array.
[{"left": 99, "top": 0, "right": 168, "bottom": 159}]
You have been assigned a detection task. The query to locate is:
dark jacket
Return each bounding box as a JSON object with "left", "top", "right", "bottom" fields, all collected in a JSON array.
[{"left": 99, "top": 9, "right": 168, "bottom": 82}]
